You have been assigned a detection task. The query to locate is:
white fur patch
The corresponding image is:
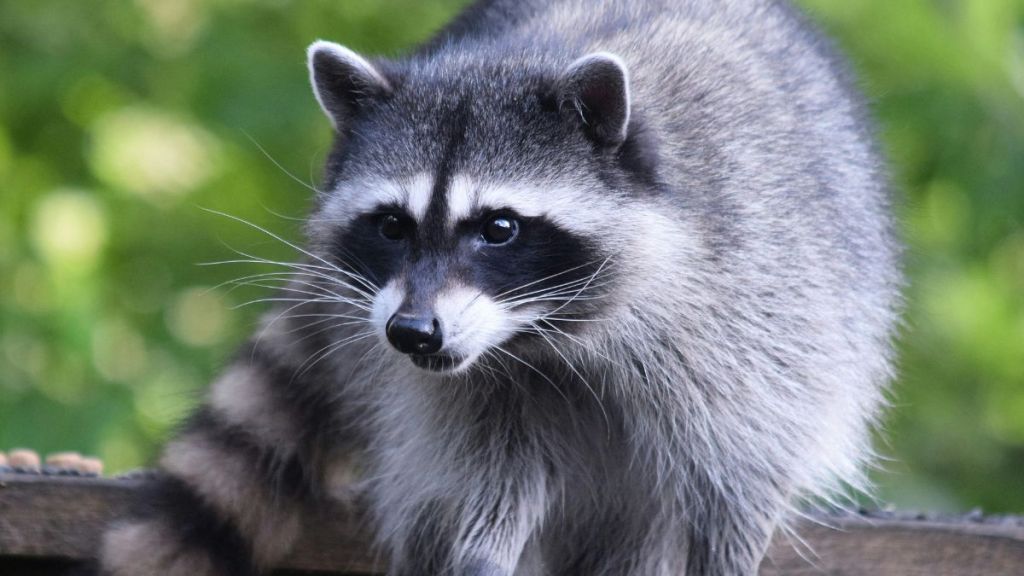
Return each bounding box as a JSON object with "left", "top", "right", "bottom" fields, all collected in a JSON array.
[
  {"left": 446, "top": 174, "right": 477, "bottom": 224},
  {"left": 319, "top": 172, "right": 436, "bottom": 228},
  {"left": 101, "top": 520, "right": 217, "bottom": 576},
  {"left": 322, "top": 449, "right": 364, "bottom": 502},
  {"left": 319, "top": 176, "right": 404, "bottom": 227},
  {"left": 319, "top": 172, "right": 618, "bottom": 248},
  {"left": 405, "top": 172, "right": 434, "bottom": 222},
  {"left": 434, "top": 284, "right": 533, "bottom": 372},
  {"left": 209, "top": 364, "right": 296, "bottom": 452},
  {"left": 371, "top": 281, "right": 405, "bottom": 344},
  {"left": 443, "top": 175, "right": 617, "bottom": 237}
]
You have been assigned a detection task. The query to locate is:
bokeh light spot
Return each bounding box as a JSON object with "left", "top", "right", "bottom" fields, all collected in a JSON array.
[
  {"left": 134, "top": 0, "right": 209, "bottom": 56},
  {"left": 30, "top": 190, "right": 107, "bottom": 270},
  {"left": 167, "top": 287, "right": 230, "bottom": 347},
  {"left": 89, "top": 106, "right": 221, "bottom": 202}
]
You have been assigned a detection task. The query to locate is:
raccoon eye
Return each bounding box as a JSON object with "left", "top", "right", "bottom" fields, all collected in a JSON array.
[
  {"left": 378, "top": 214, "right": 406, "bottom": 241},
  {"left": 482, "top": 215, "right": 519, "bottom": 245}
]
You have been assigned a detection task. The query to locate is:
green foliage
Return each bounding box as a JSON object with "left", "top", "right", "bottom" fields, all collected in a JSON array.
[
  {"left": 0, "top": 0, "right": 473, "bottom": 473},
  {"left": 1, "top": 0, "right": 1021, "bottom": 511},
  {"left": 799, "top": 0, "right": 1024, "bottom": 512}
]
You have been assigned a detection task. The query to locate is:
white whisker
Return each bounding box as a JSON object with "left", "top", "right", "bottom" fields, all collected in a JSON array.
[
  {"left": 491, "top": 345, "right": 571, "bottom": 407},
  {"left": 492, "top": 258, "right": 609, "bottom": 300},
  {"left": 198, "top": 207, "right": 379, "bottom": 296},
  {"left": 242, "top": 131, "right": 324, "bottom": 195}
]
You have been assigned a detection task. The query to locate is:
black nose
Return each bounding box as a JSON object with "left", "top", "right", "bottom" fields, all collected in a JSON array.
[{"left": 386, "top": 313, "right": 443, "bottom": 355}]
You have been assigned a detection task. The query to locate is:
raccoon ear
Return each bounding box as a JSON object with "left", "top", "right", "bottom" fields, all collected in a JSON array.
[
  {"left": 307, "top": 40, "right": 392, "bottom": 131},
  {"left": 557, "top": 52, "right": 631, "bottom": 147}
]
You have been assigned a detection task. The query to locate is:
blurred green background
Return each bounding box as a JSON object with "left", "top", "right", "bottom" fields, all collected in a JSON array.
[{"left": 1, "top": 0, "right": 1022, "bottom": 513}]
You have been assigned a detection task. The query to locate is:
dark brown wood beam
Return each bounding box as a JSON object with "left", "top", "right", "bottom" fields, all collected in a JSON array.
[{"left": 2, "top": 472, "right": 1022, "bottom": 575}]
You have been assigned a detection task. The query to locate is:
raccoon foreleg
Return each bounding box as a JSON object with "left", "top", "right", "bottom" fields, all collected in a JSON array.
[
  {"left": 452, "top": 485, "right": 546, "bottom": 575},
  {"left": 392, "top": 465, "right": 547, "bottom": 576},
  {"left": 682, "top": 479, "right": 782, "bottom": 576},
  {"left": 99, "top": 339, "right": 330, "bottom": 576}
]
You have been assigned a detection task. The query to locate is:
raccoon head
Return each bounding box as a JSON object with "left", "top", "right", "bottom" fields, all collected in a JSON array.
[{"left": 304, "top": 40, "right": 658, "bottom": 375}]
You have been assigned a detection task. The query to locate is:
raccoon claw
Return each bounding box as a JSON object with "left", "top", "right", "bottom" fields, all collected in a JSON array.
[
  {"left": 46, "top": 452, "right": 104, "bottom": 476},
  {"left": 6, "top": 448, "right": 41, "bottom": 472},
  {"left": 0, "top": 449, "right": 103, "bottom": 477}
]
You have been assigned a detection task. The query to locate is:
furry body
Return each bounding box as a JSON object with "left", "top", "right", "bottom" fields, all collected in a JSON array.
[{"left": 96, "top": 0, "right": 900, "bottom": 574}]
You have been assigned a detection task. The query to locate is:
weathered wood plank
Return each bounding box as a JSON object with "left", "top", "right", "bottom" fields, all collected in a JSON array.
[
  {"left": 762, "top": 513, "right": 1024, "bottom": 575},
  {"left": 0, "top": 472, "right": 381, "bottom": 574},
  {"left": 2, "top": 472, "right": 1023, "bottom": 575}
]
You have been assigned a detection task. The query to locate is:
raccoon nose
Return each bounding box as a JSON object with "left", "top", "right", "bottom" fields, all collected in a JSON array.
[{"left": 386, "top": 313, "right": 443, "bottom": 355}]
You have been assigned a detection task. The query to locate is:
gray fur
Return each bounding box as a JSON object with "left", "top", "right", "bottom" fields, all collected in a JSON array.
[{"left": 96, "top": 1, "right": 900, "bottom": 575}]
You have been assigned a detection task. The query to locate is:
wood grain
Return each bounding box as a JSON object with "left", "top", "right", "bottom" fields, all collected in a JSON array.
[{"left": 2, "top": 472, "right": 1022, "bottom": 575}]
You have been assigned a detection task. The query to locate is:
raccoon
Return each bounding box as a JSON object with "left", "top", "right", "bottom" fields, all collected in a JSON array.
[{"left": 95, "top": 0, "right": 901, "bottom": 574}]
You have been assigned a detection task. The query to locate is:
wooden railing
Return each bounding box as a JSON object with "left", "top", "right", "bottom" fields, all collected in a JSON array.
[{"left": 1, "top": 471, "right": 1022, "bottom": 575}]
